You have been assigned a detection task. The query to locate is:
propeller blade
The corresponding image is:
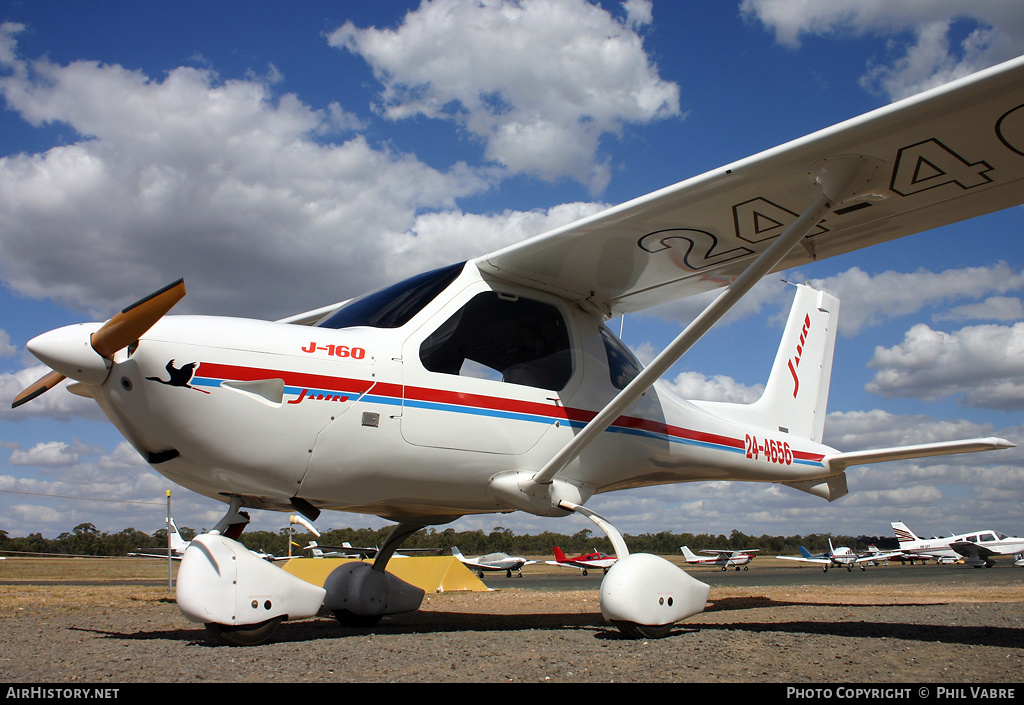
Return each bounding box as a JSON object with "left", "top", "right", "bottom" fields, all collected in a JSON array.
[
  {"left": 90, "top": 279, "right": 186, "bottom": 358},
  {"left": 11, "top": 369, "right": 67, "bottom": 409},
  {"left": 11, "top": 279, "right": 185, "bottom": 409}
]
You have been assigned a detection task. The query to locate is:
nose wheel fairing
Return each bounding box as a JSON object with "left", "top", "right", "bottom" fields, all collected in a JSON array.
[{"left": 177, "top": 533, "right": 326, "bottom": 640}]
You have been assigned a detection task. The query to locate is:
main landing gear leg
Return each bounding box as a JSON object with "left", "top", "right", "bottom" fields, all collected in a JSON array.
[
  {"left": 558, "top": 501, "right": 710, "bottom": 639},
  {"left": 176, "top": 497, "right": 327, "bottom": 646},
  {"left": 323, "top": 521, "right": 427, "bottom": 627}
]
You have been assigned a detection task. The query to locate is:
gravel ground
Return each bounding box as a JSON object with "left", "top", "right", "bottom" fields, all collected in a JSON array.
[{"left": 1, "top": 580, "right": 1022, "bottom": 684}]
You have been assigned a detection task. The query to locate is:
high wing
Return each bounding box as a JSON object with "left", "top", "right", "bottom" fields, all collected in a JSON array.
[
  {"left": 128, "top": 549, "right": 183, "bottom": 560},
  {"left": 307, "top": 543, "right": 439, "bottom": 558},
  {"left": 702, "top": 549, "right": 759, "bottom": 557},
  {"left": 854, "top": 551, "right": 902, "bottom": 564},
  {"left": 475, "top": 55, "right": 1024, "bottom": 317}
]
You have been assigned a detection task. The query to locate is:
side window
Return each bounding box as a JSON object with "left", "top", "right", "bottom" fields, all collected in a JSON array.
[
  {"left": 600, "top": 325, "right": 643, "bottom": 390},
  {"left": 420, "top": 292, "right": 573, "bottom": 391}
]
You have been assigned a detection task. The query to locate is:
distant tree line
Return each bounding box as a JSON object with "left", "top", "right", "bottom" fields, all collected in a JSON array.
[{"left": 0, "top": 523, "right": 898, "bottom": 558}]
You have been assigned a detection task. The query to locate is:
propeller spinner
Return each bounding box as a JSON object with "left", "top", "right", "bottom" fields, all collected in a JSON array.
[{"left": 12, "top": 279, "right": 186, "bottom": 409}]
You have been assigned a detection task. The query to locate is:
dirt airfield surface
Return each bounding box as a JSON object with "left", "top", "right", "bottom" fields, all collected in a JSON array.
[{"left": 1, "top": 556, "right": 1022, "bottom": 685}]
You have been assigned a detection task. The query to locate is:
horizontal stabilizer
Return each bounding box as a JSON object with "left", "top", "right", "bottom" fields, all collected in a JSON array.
[
  {"left": 826, "top": 437, "right": 1014, "bottom": 472},
  {"left": 780, "top": 473, "right": 848, "bottom": 502}
]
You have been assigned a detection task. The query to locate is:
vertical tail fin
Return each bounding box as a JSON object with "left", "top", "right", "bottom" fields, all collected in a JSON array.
[
  {"left": 751, "top": 283, "right": 839, "bottom": 442},
  {"left": 168, "top": 518, "right": 188, "bottom": 553},
  {"left": 891, "top": 521, "right": 919, "bottom": 546},
  {"left": 694, "top": 283, "right": 839, "bottom": 443},
  {"left": 680, "top": 546, "right": 700, "bottom": 561},
  {"left": 553, "top": 546, "right": 568, "bottom": 562},
  {"left": 700, "top": 283, "right": 837, "bottom": 444}
]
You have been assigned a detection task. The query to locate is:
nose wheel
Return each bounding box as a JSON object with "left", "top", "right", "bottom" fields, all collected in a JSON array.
[
  {"left": 205, "top": 617, "right": 284, "bottom": 647},
  {"left": 612, "top": 621, "right": 674, "bottom": 640}
]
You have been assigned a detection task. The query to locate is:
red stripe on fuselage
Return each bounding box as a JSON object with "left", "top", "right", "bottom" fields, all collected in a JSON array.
[{"left": 195, "top": 362, "right": 824, "bottom": 463}]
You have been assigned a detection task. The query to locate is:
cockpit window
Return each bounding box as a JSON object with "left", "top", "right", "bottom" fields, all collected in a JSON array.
[
  {"left": 317, "top": 262, "right": 464, "bottom": 330},
  {"left": 420, "top": 292, "right": 573, "bottom": 391},
  {"left": 600, "top": 325, "right": 642, "bottom": 390}
]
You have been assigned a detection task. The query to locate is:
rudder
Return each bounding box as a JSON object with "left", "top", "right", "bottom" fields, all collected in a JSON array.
[{"left": 747, "top": 283, "right": 839, "bottom": 442}]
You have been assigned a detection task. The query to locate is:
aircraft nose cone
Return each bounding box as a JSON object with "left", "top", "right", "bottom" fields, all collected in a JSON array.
[{"left": 27, "top": 322, "right": 110, "bottom": 385}]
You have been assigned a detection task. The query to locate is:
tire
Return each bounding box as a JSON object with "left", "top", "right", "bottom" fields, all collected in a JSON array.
[
  {"left": 332, "top": 609, "right": 384, "bottom": 627},
  {"left": 613, "top": 621, "right": 674, "bottom": 639},
  {"left": 205, "top": 616, "right": 284, "bottom": 647}
]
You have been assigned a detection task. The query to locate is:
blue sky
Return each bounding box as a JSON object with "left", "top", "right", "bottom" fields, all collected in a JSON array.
[{"left": 1, "top": 0, "right": 1023, "bottom": 546}]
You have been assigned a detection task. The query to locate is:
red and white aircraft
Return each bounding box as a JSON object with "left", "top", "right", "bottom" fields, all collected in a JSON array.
[
  {"left": 546, "top": 547, "right": 618, "bottom": 575},
  {"left": 680, "top": 547, "right": 758, "bottom": 571},
  {"left": 12, "top": 56, "right": 1024, "bottom": 644}
]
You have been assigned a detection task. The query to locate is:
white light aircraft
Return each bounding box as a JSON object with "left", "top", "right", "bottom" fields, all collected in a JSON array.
[
  {"left": 303, "top": 541, "right": 363, "bottom": 559},
  {"left": 680, "top": 546, "right": 758, "bottom": 571},
  {"left": 129, "top": 518, "right": 190, "bottom": 559},
  {"left": 546, "top": 547, "right": 618, "bottom": 575},
  {"left": 778, "top": 541, "right": 901, "bottom": 573},
  {"left": 777, "top": 539, "right": 902, "bottom": 572},
  {"left": 892, "top": 521, "right": 1024, "bottom": 568},
  {"left": 12, "top": 56, "right": 1024, "bottom": 645},
  {"left": 451, "top": 547, "right": 536, "bottom": 578},
  {"left": 303, "top": 541, "right": 436, "bottom": 559},
  {"left": 863, "top": 544, "right": 927, "bottom": 565},
  {"left": 131, "top": 515, "right": 310, "bottom": 562}
]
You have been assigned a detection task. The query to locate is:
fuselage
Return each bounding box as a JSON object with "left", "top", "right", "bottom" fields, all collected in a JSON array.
[
  {"left": 86, "top": 262, "right": 839, "bottom": 523},
  {"left": 899, "top": 530, "right": 1024, "bottom": 559}
]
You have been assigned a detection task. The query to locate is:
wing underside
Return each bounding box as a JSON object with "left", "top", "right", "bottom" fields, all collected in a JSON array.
[{"left": 476, "top": 56, "right": 1024, "bottom": 316}]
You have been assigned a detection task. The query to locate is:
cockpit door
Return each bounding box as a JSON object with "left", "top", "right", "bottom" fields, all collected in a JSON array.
[{"left": 400, "top": 282, "right": 581, "bottom": 454}]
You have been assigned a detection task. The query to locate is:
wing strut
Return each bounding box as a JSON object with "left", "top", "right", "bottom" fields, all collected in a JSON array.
[{"left": 530, "top": 192, "right": 834, "bottom": 490}]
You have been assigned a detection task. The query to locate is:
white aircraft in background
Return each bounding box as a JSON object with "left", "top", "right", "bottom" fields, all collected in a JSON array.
[
  {"left": 303, "top": 541, "right": 364, "bottom": 558},
  {"left": 12, "top": 56, "right": 1024, "bottom": 645},
  {"left": 777, "top": 539, "right": 901, "bottom": 572},
  {"left": 451, "top": 547, "right": 536, "bottom": 578},
  {"left": 891, "top": 521, "right": 1024, "bottom": 567},
  {"left": 546, "top": 547, "right": 618, "bottom": 575},
  {"left": 131, "top": 516, "right": 310, "bottom": 562},
  {"left": 680, "top": 546, "right": 758, "bottom": 571},
  {"left": 304, "top": 541, "right": 437, "bottom": 559},
  {"left": 129, "top": 518, "right": 190, "bottom": 559},
  {"left": 863, "top": 544, "right": 941, "bottom": 565}
]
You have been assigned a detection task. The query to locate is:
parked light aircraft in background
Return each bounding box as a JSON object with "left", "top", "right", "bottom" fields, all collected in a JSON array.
[
  {"left": 304, "top": 541, "right": 437, "bottom": 559},
  {"left": 129, "top": 518, "right": 190, "bottom": 559},
  {"left": 12, "top": 56, "right": 1024, "bottom": 645},
  {"left": 863, "top": 544, "right": 944, "bottom": 565},
  {"left": 546, "top": 547, "right": 618, "bottom": 575},
  {"left": 303, "top": 541, "right": 364, "bottom": 559},
  {"left": 131, "top": 515, "right": 312, "bottom": 562},
  {"left": 777, "top": 539, "right": 901, "bottom": 572},
  {"left": 892, "top": 522, "right": 1024, "bottom": 567},
  {"left": 680, "top": 546, "right": 758, "bottom": 570},
  {"left": 451, "top": 547, "right": 536, "bottom": 578}
]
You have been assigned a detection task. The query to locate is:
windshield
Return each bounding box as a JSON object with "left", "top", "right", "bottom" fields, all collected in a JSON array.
[
  {"left": 600, "top": 325, "right": 643, "bottom": 389},
  {"left": 317, "top": 262, "right": 465, "bottom": 330}
]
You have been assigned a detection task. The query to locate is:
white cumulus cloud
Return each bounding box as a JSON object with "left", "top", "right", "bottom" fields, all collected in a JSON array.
[
  {"left": 328, "top": 0, "right": 681, "bottom": 193},
  {"left": 741, "top": 0, "right": 1024, "bottom": 100}
]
